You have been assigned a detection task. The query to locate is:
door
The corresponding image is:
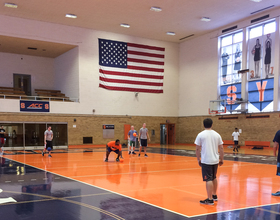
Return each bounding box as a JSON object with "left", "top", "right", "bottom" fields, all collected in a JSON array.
[
  {"left": 0, "top": 123, "right": 24, "bottom": 147},
  {"left": 47, "top": 124, "right": 68, "bottom": 146},
  {"left": 25, "top": 123, "right": 46, "bottom": 146},
  {"left": 160, "top": 124, "right": 167, "bottom": 145},
  {"left": 168, "top": 124, "right": 175, "bottom": 145},
  {"left": 13, "top": 74, "right": 31, "bottom": 96}
]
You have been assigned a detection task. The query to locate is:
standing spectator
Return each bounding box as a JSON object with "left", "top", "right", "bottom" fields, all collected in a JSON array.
[
  {"left": 128, "top": 125, "right": 137, "bottom": 155},
  {"left": 139, "top": 123, "right": 150, "bottom": 157},
  {"left": 42, "top": 126, "right": 53, "bottom": 158},
  {"left": 232, "top": 128, "right": 240, "bottom": 152},
  {"left": 195, "top": 118, "right": 224, "bottom": 205}
]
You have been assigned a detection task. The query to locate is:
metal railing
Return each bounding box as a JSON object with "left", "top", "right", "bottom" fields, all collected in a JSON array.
[{"left": 0, "top": 94, "right": 79, "bottom": 102}]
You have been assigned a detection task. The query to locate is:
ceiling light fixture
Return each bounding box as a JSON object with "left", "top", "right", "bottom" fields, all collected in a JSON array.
[
  {"left": 65, "top": 14, "right": 77, "bottom": 18},
  {"left": 150, "top": 6, "right": 162, "bottom": 12},
  {"left": 201, "top": 17, "right": 211, "bottom": 22},
  {"left": 120, "top": 23, "right": 130, "bottom": 28},
  {"left": 166, "top": 32, "right": 175, "bottom": 36},
  {"left": 251, "top": 0, "right": 262, "bottom": 2},
  {"left": 4, "top": 3, "right": 18, "bottom": 8}
]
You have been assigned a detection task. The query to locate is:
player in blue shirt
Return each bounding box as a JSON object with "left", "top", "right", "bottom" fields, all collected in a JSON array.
[{"left": 127, "top": 125, "right": 138, "bottom": 155}]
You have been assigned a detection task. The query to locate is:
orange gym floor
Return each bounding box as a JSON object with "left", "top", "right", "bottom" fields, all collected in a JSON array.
[{"left": 1, "top": 145, "right": 280, "bottom": 219}]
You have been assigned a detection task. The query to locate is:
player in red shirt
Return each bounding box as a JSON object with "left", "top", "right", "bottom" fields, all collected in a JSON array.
[{"left": 105, "top": 139, "right": 122, "bottom": 162}]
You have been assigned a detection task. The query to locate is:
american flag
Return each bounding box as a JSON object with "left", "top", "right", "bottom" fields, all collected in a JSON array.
[{"left": 98, "top": 39, "right": 165, "bottom": 93}]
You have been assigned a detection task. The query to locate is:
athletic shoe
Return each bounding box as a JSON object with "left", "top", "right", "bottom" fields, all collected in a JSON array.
[
  {"left": 233, "top": 148, "right": 235, "bottom": 152},
  {"left": 200, "top": 198, "right": 214, "bottom": 205},
  {"left": 42, "top": 151, "right": 44, "bottom": 156},
  {"left": 138, "top": 154, "right": 141, "bottom": 157},
  {"left": 105, "top": 158, "right": 108, "bottom": 162},
  {"left": 144, "top": 154, "right": 148, "bottom": 157},
  {"left": 272, "top": 191, "right": 280, "bottom": 196},
  {"left": 132, "top": 152, "right": 136, "bottom": 155},
  {"left": 212, "top": 195, "right": 218, "bottom": 201},
  {"left": 116, "top": 158, "right": 120, "bottom": 162},
  {"left": 48, "top": 155, "right": 52, "bottom": 158},
  {"left": 128, "top": 151, "right": 131, "bottom": 155}
]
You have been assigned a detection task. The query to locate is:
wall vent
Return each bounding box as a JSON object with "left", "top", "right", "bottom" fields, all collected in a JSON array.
[
  {"left": 27, "top": 47, "right": 37, "bottom": 50},
  {"left": 222, "top": 25, "right": 237, "bottom": 33},
  {"left": 246, "top": 115, "right": 270, "bottom": 119},
  {"left": 251, "top": 14, "right": 269, "bottom": 23},
  {"left": 218, "top": 116, "right": 238, "bottom": 120},
  {"left": 83, "top": 137, "right": 93, "bottom": 144}
]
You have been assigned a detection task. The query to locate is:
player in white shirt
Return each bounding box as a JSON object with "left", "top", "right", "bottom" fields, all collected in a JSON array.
[
  {"left": 232, "top": 128, "right": 240, "bottom": 152},
  {"left": 195, "top": 118, "right": 224, "bottom": 205}
]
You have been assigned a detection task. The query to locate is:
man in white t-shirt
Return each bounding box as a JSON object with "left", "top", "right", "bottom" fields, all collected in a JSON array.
[
  {"left": 232, "top": 128, "right": 240, "bottom": 152},
  {"left": 42, "top": 126, "right": 53, "bottom": 158},
  {"left": 195, "top": 118, "right": 224, "bottom": 205}
]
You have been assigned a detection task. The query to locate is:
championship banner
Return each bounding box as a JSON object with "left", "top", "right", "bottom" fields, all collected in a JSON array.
[{"left": 20, "top": 100, "right": 50, "bottom": 112}]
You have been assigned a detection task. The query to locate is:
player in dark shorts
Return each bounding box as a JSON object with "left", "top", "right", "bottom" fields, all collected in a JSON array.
[
  {"left": 139, "top": 123, "right": 150, "bottom": 157},
  {"left": 272, "top": 130, "right": 280, "bottom": 196},
  {"left": 0, "top": 126, "right": 5, "bottom": 156},
  {"left": 195, "top": 118, "right": 224, "bottom": 205},
  {"left": 105, "top": 139, "right": 122, "bottom": 162},
  {"left": 42, "top": 126, "right": 53, "bottom": 158}
]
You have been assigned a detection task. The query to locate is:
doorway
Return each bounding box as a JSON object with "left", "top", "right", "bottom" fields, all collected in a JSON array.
[
  {"left": 13, "top": 74, "right": 31, "bottom": 96},
  {"left": 160, "top": 123, "right": 175, "bottom": 145}
]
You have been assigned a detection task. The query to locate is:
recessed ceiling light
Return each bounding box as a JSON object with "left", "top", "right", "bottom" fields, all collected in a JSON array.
[
  {"left": 166, "top": 32, "right": 175, "bottom": 36},
  {"left": 4, "top": 3, "right": 18, "bottom": 8},
  {"left": 150, "top": 6, "right": 162, "bottom": 12},
  {"left": 201, "top": 17, "right": 211, "bottom": 22},
  {"left": 251, "top": 0, "right": 262, "bottom": 2},
  {"left": 65, "top": 14, "right": 77, "bottom": 18},
  {"left": 120, "top": 23, "right": 130, "bottom": 28}
]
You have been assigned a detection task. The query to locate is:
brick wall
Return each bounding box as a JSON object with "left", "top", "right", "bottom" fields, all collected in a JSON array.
[
  {"left": 178, "top": 112, "right": 280, "bottom": 147},
  {"left": 0, "top": 112, "right": 278, "bottom": 146},
  {"left": 0, "top": 113, "right": 177, "bottom": 145}
]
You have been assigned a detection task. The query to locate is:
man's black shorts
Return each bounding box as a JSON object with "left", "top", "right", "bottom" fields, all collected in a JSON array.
[
  {"left": 107, "top": 146, "right": 120, "bottom": 154},
  {"left": 46, "top": 140, "right": 53, "bottom": 150},
  {"left": 140, "top": 139, "right": 147, "bottom": 147},
  {"left": 201, "top": 163, "right": 218, "bottom": 182},
  {"left": 234, "top": 141, "right": 238, "bottom": 145}
]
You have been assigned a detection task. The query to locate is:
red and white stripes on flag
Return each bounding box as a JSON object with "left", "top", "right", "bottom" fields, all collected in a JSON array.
[{"left": 98, "top": 39, "right": 165, "bottom": 93}]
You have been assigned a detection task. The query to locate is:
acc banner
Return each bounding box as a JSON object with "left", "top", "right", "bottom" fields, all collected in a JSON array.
[
  {"left": 220, "top": 83, "right": 241, "bottom": 112},
  {"left": 20, "top": 101, "right": 50, "bottom": 112},
  {"left": 248, "top": 78, "right": 273, "bottom": 112}
]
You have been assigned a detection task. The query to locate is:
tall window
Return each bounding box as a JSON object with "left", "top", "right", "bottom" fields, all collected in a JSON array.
[
  {"left": 219, "top": 31, "right": 243, "bottom": 85},
  {"left": 248, "top": 20, "right": 275, "bottom": 113},
  {"left": 248, "top": 20, "right": 276, "bottom": 80}
]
